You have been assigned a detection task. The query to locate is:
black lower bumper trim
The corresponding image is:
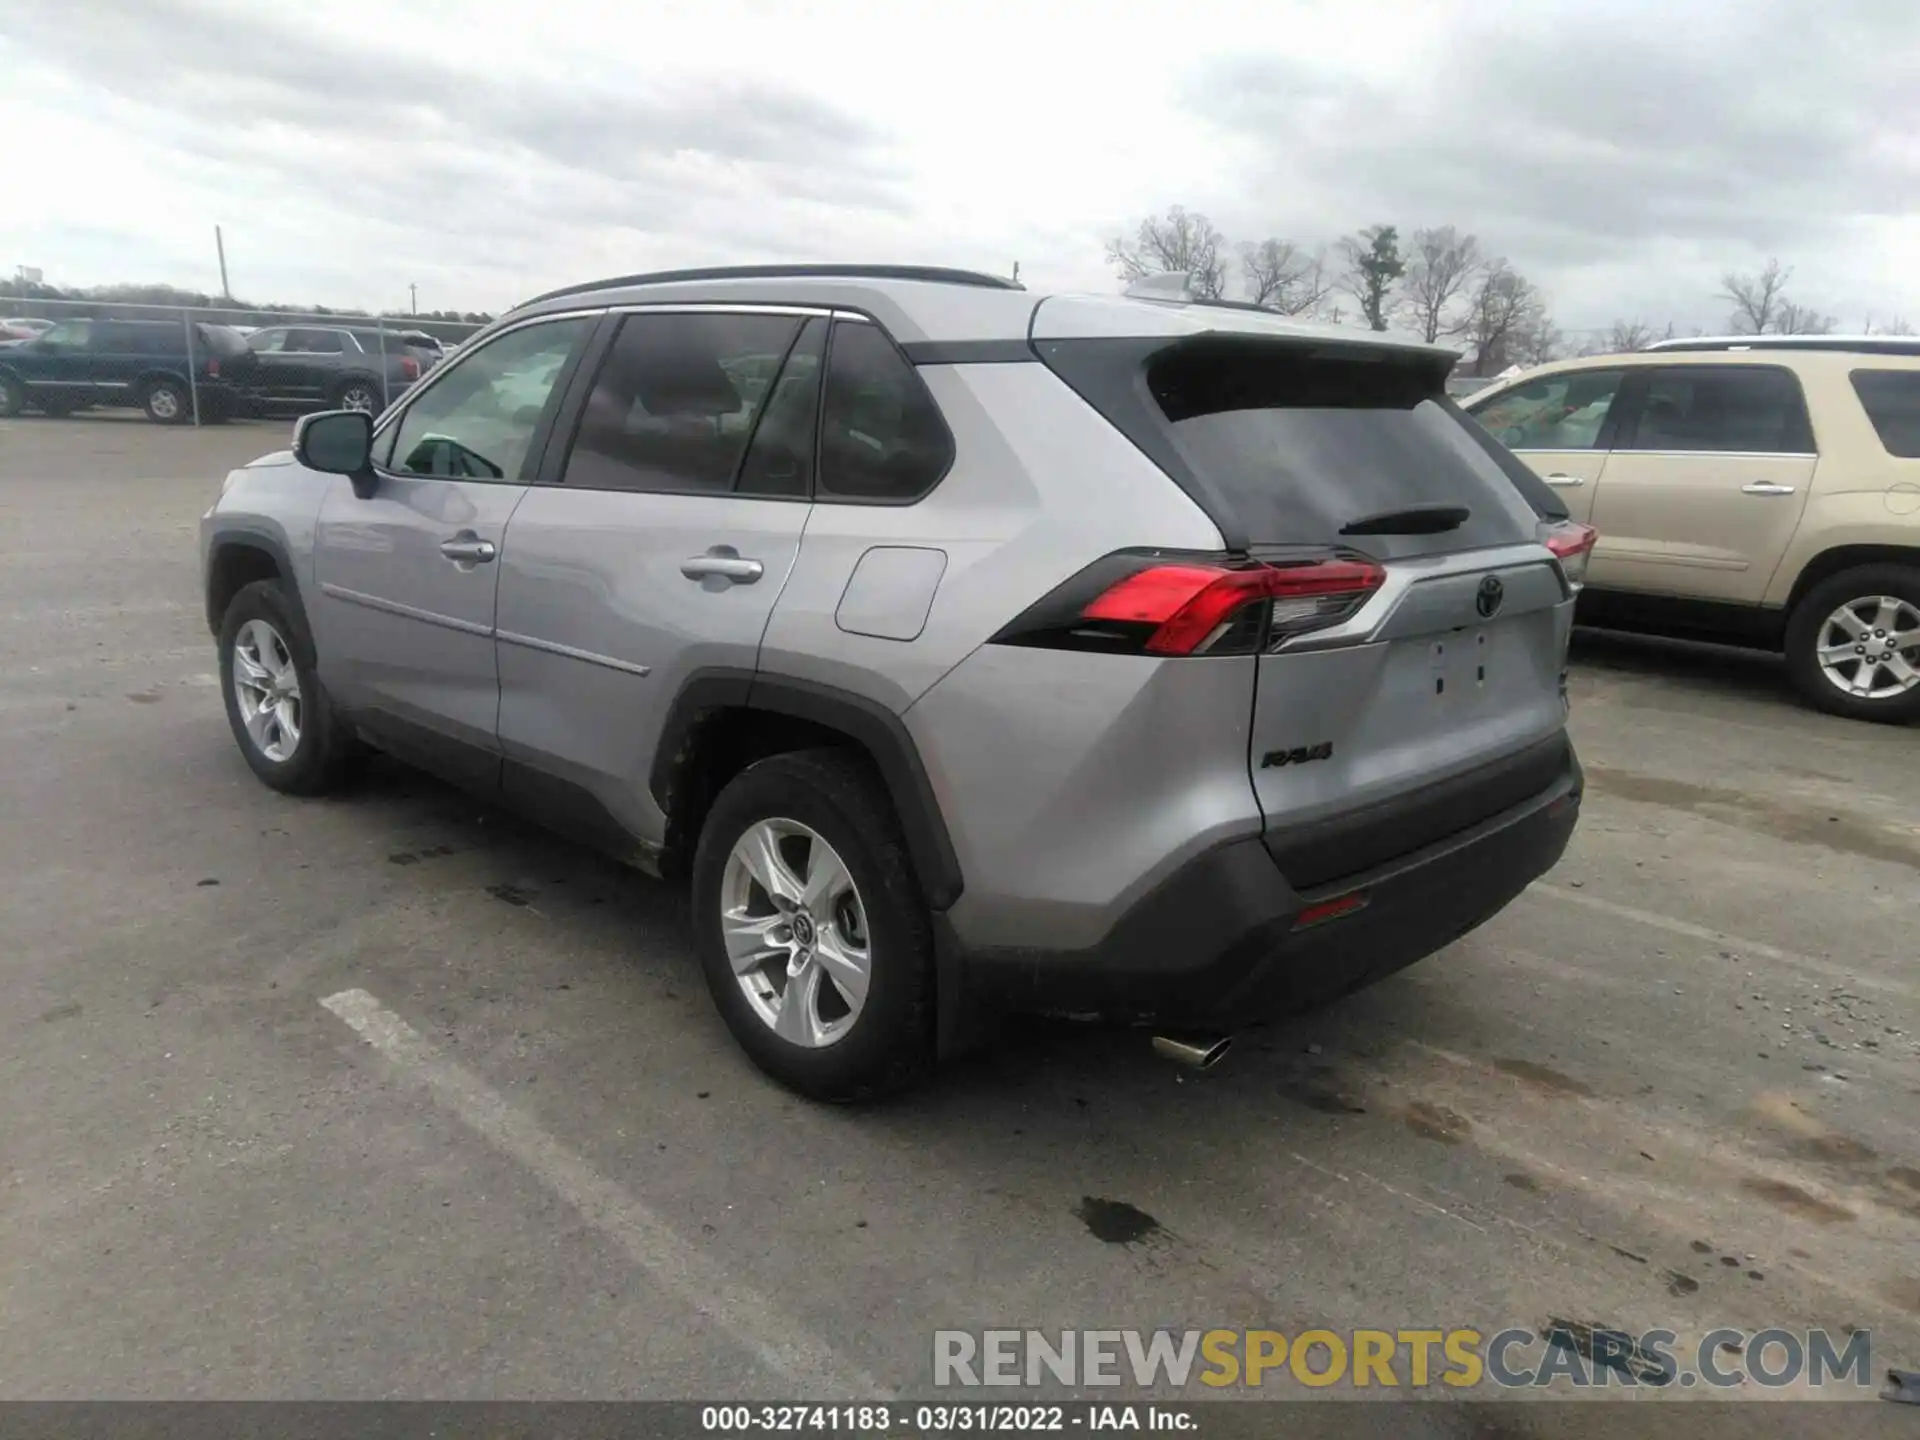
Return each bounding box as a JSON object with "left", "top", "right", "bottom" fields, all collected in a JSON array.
[{"left": 946, "top": 744, "right": 1582, "bottom": 1032}]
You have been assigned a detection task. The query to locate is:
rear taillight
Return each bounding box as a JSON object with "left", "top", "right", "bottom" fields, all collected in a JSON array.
[
  {"left": 401, "top": 355, "right": 421, "bottom": 381},
  {"left": 993, "top": 552, "right": 1386, "bottom": 657},
  {"left": 1539, "top": 520, "right": 1597, "bottom": 590},
  {"left": 206, "top": 358, "right": 221, "bottom": 379}
]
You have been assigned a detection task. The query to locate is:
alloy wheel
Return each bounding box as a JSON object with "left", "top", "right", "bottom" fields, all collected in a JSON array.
[
  {"left": 1815, "top": 595, "right": 1920, "bottom": 701},
  {"left": 719, "top": 818, "right": 872, "bottom": 1048},
  {"left": 230, "top": 618, "right": 303, "bottom": 762}
]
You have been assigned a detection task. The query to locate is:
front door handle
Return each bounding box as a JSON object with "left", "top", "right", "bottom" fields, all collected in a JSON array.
[
  {"left": 681, "top": 546, "right": 764, "bottom": 585},
  {"left": 1542, "top": 473, "right": 1585, "bottom": 487},
  {"left": 1741, "top": 481, "right": 1798, "bottom": 496},
  {"left": 439, "top": 534, "right": 497, "bottom": 565}
]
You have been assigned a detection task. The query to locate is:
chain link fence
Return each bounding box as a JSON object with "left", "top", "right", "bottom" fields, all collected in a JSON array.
[{"left": 0, "top": 296, "right": 490, "bottom": 428}]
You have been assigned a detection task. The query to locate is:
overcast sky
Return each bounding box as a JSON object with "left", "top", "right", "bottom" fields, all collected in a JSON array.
[{"left": 2, "top": 0, "right": 1915, "bottom": 332}]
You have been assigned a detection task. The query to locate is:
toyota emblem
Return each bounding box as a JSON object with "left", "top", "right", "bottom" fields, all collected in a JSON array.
[{"left": 1475, "top": 575, "right": 1505, "bottom": 618}]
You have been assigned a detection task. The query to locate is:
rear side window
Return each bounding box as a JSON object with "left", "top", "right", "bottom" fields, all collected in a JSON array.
[
  {"left": 286, "top": 328, "right": 345, "bottom": 354},
  {"left": 1468, "top": 370, "right": 1627, "bottom": 450},
  {"left": 734, "top": 318, "right": 826, "bottom": 499},
  {"left": 1623, "top": 366, "right": 1814, "bottom": 454},
  {"left": 1042, "top": 337, "right": 1540, "bottom": 557},
  {"left": 561, "top": 312, "right": 801, "bottom": 495},
  {"left": 1850, "top": 370, "right": 1920, "bottom": 458},
  {"left": 816, "top": 321, "right": 954, "bottom": 503}
]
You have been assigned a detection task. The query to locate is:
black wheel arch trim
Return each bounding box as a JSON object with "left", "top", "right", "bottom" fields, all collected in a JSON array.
[
  {"left": 651, "top": 667, "right": 964, "bottom": 912},
  {"left": 204, "top": 525, "right": 311, "bottom": 644}
]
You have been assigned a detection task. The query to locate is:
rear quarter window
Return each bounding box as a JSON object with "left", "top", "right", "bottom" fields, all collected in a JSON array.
[{"left": 1850, "top": 370, "right": 1920, "bottom": 458}]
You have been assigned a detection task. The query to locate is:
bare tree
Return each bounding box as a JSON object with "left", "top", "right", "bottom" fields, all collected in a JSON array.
[
  {"left": 1399, "top": 226, "right": 1481, "bottom": 343},
  {"left": 1605, "top": 319, "right": 1659, "bottom": 352},
  {"left": 1337, "top": 224, "right": 1407, "bottom": 331},
  {"left": 1106, "top": 206, "right": 1226, "bottom": 299},
  {"left": 1515, "top": 312, "right": 1564, "bottom": 367},
  {"left": 1719, "top": 258, "right": 1792, "bottom": 334},
  {"left": 1465, "top": 259, "right": 1543, "bottom": 375},
  {"left": 1774, "top": 301, "right": 1836, "bottom": 335},
  {"left": 1239, "top": 238, "right": 1330, "bottom": 316}
]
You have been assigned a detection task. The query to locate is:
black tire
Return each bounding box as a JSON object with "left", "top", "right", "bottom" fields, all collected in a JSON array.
[
  {"left": 38, "top": 397, "right": 75, "bottom": 418},
  {"left": 0, "top": 374, "right": 23, "bottom": 418},
  {"left": 332, "top": 377, "right": 384, "bottom": 416},
  {"left": 691, "top": 749, "right": 936, "bottom": 1101},
  {"left": 141, "top": 377, "right": 190, "bottom": 425},
  {"left": 1784, "top": 563, "right": 1920, "bottom": 724},
  {"left": 217, "top": 579, "right": 354, "bottom": 794}
]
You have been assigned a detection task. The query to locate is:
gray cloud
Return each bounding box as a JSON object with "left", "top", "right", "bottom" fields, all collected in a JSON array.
[
  {"left": 2, "top": 0, "right": 910, "bottom": 304},
  {"left": 1182, "top": 0, "right": 1920, "bottom": 324}
]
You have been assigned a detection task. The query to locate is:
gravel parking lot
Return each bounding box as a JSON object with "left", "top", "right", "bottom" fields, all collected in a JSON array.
[{"left": 2, "top": 416, "right": 1916, "bottom": 1406}]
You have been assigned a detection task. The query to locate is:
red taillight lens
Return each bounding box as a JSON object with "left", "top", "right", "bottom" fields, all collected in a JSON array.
[
  {"left": 401, "top": 355, "right": 421, "bottom": 381},
  {"left": 1539, "top": 520, "right": 1597, "bottom": 589},
  {"left": 995, "top": 552, "right": 1386, "bottom": 656},
  {"left": 206, "top": 358, "right": 221, "bottom": 378}
]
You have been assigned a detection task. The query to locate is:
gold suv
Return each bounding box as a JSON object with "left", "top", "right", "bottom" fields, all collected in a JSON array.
[{"left": 1465, "top": 337, "right": 1920, "bottom": 723}]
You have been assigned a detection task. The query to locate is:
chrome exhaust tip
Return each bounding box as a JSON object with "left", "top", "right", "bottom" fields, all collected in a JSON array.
[{"left": 1151, "top": 1033, "right": 1234, "bottom": 1071}]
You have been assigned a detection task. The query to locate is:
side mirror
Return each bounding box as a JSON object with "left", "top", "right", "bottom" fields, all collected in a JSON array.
[{"left": 293, "top": 409, "right": 378, "bottom": 498}]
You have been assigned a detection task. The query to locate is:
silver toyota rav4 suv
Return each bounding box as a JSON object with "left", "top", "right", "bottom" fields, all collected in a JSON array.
[{"left": 200, "top": 264, "right": 1587, "bottom": 1099}]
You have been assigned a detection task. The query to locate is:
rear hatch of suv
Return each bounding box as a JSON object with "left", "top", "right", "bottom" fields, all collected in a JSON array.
[{"left": 1031, "top": 300, "right": 1578, "bottom": 891}]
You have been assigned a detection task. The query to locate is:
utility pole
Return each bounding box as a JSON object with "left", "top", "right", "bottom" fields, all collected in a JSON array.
[
  {"left": 1011, "top": 261, "right": 1021, "bottom": 285},
  {"left": 214, "top": 226, "right": 231, "bottom": 299},
  {"left": 409, "top": 283, "right": 418, "bottom": 316}
]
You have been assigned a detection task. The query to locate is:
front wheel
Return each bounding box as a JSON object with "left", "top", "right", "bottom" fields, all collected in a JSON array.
[
  {"left": 691, "top": 750, "right": 935, "bottom": 1101},
  {"left": 1784, "top": 564, "right": 1920, "bottom": 724},
  {"left": 0, "top": 374, "right": 23, "bottom": 417},
  {"left": 217, "top": 580, "right": 355, "bottom": 793}
]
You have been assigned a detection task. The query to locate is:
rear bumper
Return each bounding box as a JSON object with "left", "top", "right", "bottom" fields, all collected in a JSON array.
[{"left": 946, "top": 742, "right": 1581, "bottom": 1031}]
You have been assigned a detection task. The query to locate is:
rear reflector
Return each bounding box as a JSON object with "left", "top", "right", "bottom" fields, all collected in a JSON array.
[
  {"left": 401, "top": 356, "right": 421, "bottom": 381},
  {"left": 1539, "top": 520, "right": 1597, "bottom": 588},
  {"left": 1291, "top": 893, "right": 1369, "bottom": 930},
  {"left": 996, "top": 551, "right": 1386, "bottom": 657}
]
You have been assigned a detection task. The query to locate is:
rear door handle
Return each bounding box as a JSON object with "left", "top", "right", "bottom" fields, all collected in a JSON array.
[
  {"left": 1741, "top": 481, "right": 1797, "bottom": 496},
  {"left": 681, "top": 546, "right": 764, "bottom": 584},
  {"left": 439, "top": 534, "right": 496, "bottom": 565},
  {"left": 1542, "top": 473, "right": 1585, "bottom": 487}
]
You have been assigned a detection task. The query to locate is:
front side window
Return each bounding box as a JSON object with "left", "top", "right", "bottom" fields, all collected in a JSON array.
[
  {"left": 816, "top": 321, "right": 954, "bottom": 502},
  {"left": 384, "top": 317, "right": 590, "bottom": 481},
  {"left": 1850, "top": 370, "right": 1920, "bottom": 458},
  {"left": 1624, "top": 366, "right": 1814, "bottom": 454},
  {"left": 39, "top": 319, "right": 92, "bottom": 350},
  {"left": 1468, "top": 370, "right": 1626, "bottom": 450},
  {"left": 560, "top": 311, "right": 802, "bottom": 494}
]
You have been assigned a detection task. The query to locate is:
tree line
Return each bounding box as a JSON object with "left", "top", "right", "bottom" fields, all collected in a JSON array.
[
  {"left": 0, "top": 278, "right": 492, "bottom": 340},
  {"left": 1105, "top": 208, "right": 1907, "bottom": 375}
]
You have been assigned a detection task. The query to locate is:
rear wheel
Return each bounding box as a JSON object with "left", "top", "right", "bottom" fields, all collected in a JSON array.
[
  {"left": 691, "top": 750, "right": 935, "bottom": 1101},
  {"left": 1784, "top": 564, "right": 1920, "bottom": 724},
  {"left": 142, "top": 377, "right": 190, "bottom": 424},
  {"left": 39, "top": 396, "right": 75, "bottom": 418},
  {"left": 333, "top": 378, "right": 382, "bottom": 415}
]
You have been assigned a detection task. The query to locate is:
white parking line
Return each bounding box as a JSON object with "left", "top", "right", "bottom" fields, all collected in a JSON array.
[
  {"left": 1529, "top": 883, "right": 1915, "bottom": 999},
  {"left": 320, "top": 987, "right": 885, "bottom": 1399}
]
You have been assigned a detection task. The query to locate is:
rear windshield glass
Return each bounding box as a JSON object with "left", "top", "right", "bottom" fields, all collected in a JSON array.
[
  {"left": 1040, "top": 336, "right": 1545, "bottom": 556},
  {"left": 1850, "top": 370, "right": 1920, "bottom": 458}
]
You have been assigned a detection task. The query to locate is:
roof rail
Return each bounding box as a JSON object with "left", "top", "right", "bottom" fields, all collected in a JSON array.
[
  {"left": 517, "top": 263, "right": 1024, "bottom": 310},
  {"left": 1645, "top": 334, "right": 1920, "bottom": 357}
]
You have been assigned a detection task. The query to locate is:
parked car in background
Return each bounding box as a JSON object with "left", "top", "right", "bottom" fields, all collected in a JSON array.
[
  {"left": 1465, "top": 335, "right": 1920, "bottom": 722},
  {"left": 0, "top": 317, "right": 252, "bottom": 422},
  {"left": 199, "top": 263, "right": 1585, "bottom": 1098},
  {"left": 395, "top": 330, "right": 446, "bottom": 367},
  {"left": 1, "top": 317, "right": 55, "bottom": 342},
  {"left": 238, "top": 324, "right": 426, "bottom": 417}
]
